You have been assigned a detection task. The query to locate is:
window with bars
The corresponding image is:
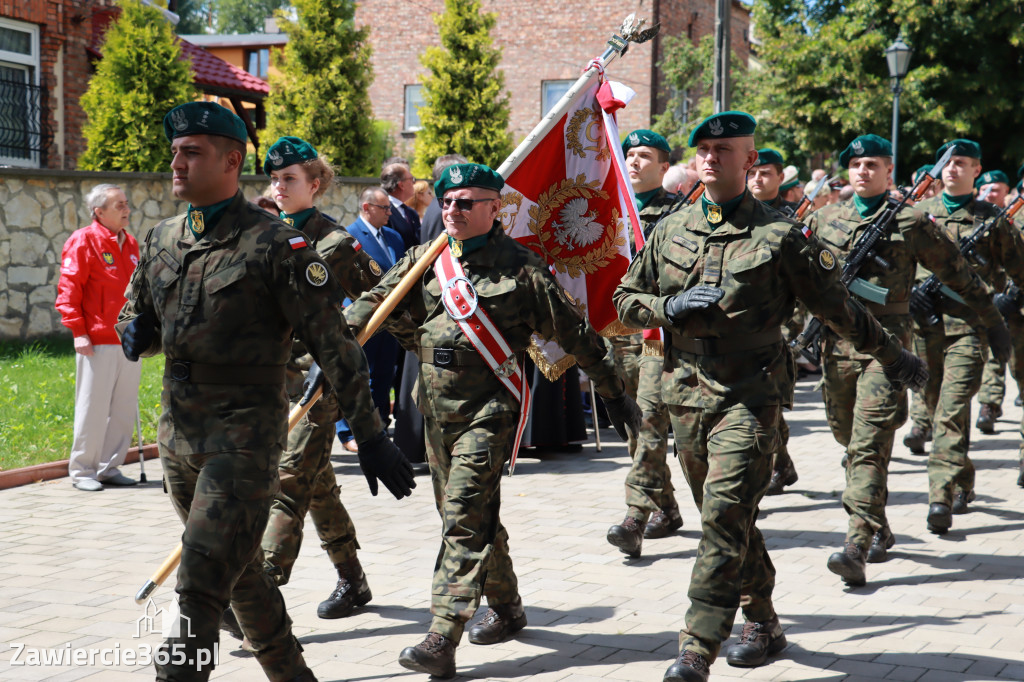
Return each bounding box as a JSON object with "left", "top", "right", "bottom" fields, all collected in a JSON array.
[{"left": 0, "top": 18, "right": 44, "bottom": 167}]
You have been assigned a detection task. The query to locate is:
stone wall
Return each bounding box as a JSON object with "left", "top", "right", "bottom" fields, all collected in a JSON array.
[{"left": 0, "top": 168, "right": 377, "bottom": 341}]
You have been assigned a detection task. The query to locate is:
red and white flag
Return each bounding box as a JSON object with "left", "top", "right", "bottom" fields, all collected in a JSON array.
[{"left": 498, "top": 78, "right": 641, "bottom": 378}]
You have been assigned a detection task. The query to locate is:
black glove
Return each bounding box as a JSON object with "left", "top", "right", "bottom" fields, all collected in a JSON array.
[
  {"left": 356, "top": 431, "right": 416, "bottom": 499},
  {"left": 603, "top": 394, "right": 642, "bottom": 442},
  {"left": 299, "top": 362, "right": 330, "bottom": 406},
  {"left": 908, "top": 285, "right": 934, "bottom": 319},
  {"left": 993, "top": 285, "right": 1022, "bottom": 320},
  {"left": 986, "top": 321, "right": 1012, "bottom": 365},
  {"left": 665, "top": 286, "right": 724, "bottom": 322},
  {"left": 121, "top": 311, "right": 157, "bottom": 362},
  {"left": 882, "top": 348, "right": 929, "bottom": 392}
]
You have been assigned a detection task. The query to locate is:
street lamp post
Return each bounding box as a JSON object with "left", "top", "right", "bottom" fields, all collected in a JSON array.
[{"left": 885, "top": 35, "right": 913, "bottom": 185}]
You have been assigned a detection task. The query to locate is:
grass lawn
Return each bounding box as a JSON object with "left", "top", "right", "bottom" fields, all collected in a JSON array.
[{"left": 0, "top": 337, "right": 164, "bottom": 471}]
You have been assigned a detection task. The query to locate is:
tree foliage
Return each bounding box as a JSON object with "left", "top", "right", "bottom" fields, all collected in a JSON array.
[
  {"left": 264, "top": 0, "right": 381, "bottom": 176},
  {"left": 214, "top": 0, "right": 290, "bottom": 34},
  {"left": 80, "top": 0, "right": 196, "bottom": 172},
  {"left": 413, "top": 0, "right": 513, "bottom": 178},
  {"left": 173, "top": 0, "right": 211, "bottom": 34}
]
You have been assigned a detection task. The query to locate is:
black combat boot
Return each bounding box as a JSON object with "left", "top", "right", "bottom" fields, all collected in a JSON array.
[
  {"left": 467, "top": 597, "right": 527, "bottom": 644},
  {"left": 976, "top": 403, "right": 1000, "bottom": 434},
  {"left": 765, "top": 459, "right": 798, "bottom": 496},
  {"left": 866, "top": 526, "right": 895, "bottom": 563},
  {"left": 663, "top": 650, "right": 711, "bottom": 682},
  {"left": 827, "top": 543, "right": 866, "bottom": 586},
  {"left": 317, "top": 557, "right": 372, "bottom": 619},
  {"left": 1018, "top": 461, "right": 1024, "bottom": 488},
  {"left": 398, "top": 632, "right": 456, "bottom": 678},
  {"left": 927, "top": 503, "right": 952, "bottom": 534},
  {"left": 902, "top": 425, "right": 931, "bottom": 455},
  {"left": 725, "top": 615, "right": 787, "bottom": 667},
  {"left": 644, "top": 505, "right": 683, "bottom": 539},
  {"left": 952, "top": 489, "right": 976, "bottom": 515},
  {"left": 607, "top": 516, "right": 644, "bottom": 558}
]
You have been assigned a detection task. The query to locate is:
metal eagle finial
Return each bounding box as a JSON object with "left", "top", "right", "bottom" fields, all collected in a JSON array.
[{"left": 619, "top": 12, "right": 660, "bottom": 44}]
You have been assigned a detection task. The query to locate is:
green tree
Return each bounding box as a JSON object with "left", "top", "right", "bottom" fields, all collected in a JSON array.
[
  {"left": 264, "top": 0, "right": 379, "bottom": 176},
  {"left": 413, "top": 0, "right": 513, "bottom": 178},
  {"left": 746, "top": 0, "right": 1024, "bottom": 182},
  {"left": 172, "top": 0, "right": 211, "bottom": 34},
  {"left": 214, "top": 0, "right": 290, "bottom": 34},
  {"left": 79, "top": 0, "right": 195, "bottom": 172}
]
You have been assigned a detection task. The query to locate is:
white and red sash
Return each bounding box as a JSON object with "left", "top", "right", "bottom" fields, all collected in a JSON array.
[{"left": 433, "top": 245, "right": 532, "bottom": 475}]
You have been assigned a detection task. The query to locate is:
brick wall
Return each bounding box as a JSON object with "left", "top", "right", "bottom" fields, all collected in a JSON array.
[
  {"left": 354, "top": 0, "right": 749, "bottom": 163},
  {"left": 0, "top": 0, "right": 116, "bottom": 170}
]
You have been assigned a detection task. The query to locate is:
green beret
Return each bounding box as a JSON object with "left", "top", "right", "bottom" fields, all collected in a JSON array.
[
  {"left": 779, "top": 165, "right": 800, "bottom": 192},
  {"left": 263, "top": 136, "right": 318, "bottom": 175},
  {"left": 623, "top": 129, "right": 671, "bottom": 155},
  {"left": 434, "top": 163, "right": 504, "bottom": 199},
  {"left": 687, "top": 110, "right": 757, "bottom": 147},
  {"left": 976, "top": 170, "right": 1009, "bottom": 188},
  {"left": 936, "top": 138, "right": 981, "bottom": 161},
  {"left": 753, "top": 148, "right": 784, "bottom": 168},
  {"left": 912, "top": 164, "right": 933, "bottom": 184},
  {"left": 163, "top": 101, "right": 247, "bottom": 144},
  {"left": 838, "top": 134, "right": 892, "bottom": 168}
]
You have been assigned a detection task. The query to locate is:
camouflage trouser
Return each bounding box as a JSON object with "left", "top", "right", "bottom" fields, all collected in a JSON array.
[
  {"left": 821, "top": 351, "right": 906, "bottom": 549},
  {"left": 424, "top": 410, "right": 519, "bottom": 642},
  {"left": 912, "top": 328, "right": 984, "bottom": 505},
  {"left": 624, "top": 352, "right": 677, "bottom": 519},
  {"left": 160, "top": 446, "right": 307, "bottom": 682},
  {"left": 261, "top": 393, "right": 358, "bottom": 584},
  {"left": 908, "top": 328, "right": 943, "bottom": 432},
  {"left": 977, "top": 311, "right": 1024, "bottom": 407},
  {"left": 611, "top": 334, "right": 643, "bottom": 456},
  {"left": 772, "top": 416, "right": 792, "bottom": 471},
  {"left": 668, "top": 403, "right": 779, "bottom": 663}
]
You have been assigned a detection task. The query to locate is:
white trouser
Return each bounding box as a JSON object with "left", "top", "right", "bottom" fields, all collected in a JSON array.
[{"left": 68, "top": 345, "right": 142, "bottom": 482}]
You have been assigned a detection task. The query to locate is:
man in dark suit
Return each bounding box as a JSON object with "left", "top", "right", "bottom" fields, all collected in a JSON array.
[
  {"left": 381, "top": 157, "right": 421, "bottom": 251},
  {"left": 335, "top": 186, "right": 407, "bottom": 451}
]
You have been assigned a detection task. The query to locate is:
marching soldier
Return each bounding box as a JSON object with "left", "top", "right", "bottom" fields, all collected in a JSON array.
[
  {"left": 615, "top": 111, "right": 926, "bottom": 682},
  {"left": 805, "top": 134, "right": 1006, "bottom": 586},
  {"left": 259, "top": 136, "right": 383, "bottom": 618},
  {"left": 606, "top": 129, "right": 685, "bottom": 558},
  {"left": 344, "top": 163, "right": 642, "bottom": 678},
  {"left": 117, "top": 102, "right": 414, "bottom": 682},
  {"left": 747, "top": 148, "right": 798, "bottom": 213},
  {"left": 909, "top": 139, "right": 1024, "bottom": 534}
]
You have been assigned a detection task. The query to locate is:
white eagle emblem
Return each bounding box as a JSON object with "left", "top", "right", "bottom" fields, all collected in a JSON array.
[
  {"left": 268, "top": 149, "right": 283, "bottom": 167},
  {"left": 852, "top": 140, "right": 864, "bottom": 155},
  {"left": 628, "top": 132, "right": 640, "bottom": 146},
  {"left": 552, "top": 197, "right": 604, "bottom": 249},
  {"left": 170, "top": 108, "right": 188, "bottom": 132},
  {"left": 708, "top": 118, "right": 724, "bottom": 136},
  {"left": 450, "top": 167, "right": 463, "bottom": 185}
]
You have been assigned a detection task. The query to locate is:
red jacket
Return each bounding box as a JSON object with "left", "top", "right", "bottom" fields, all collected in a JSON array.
[{"left": 55, "top": 220, "right": 140, "bottom": 346}]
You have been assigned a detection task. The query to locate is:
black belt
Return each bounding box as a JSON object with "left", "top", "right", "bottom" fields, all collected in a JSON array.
[
  {"left": 165, "top": 359, "right": 286, "bottom": 385},
  {"left": 417, "top": 347, "right": 486, "bottom": 368},
  {"left": 671, "top": 329, "right": 783, "bottom": 356},
  {"left": 864, "top": 300, "right": 910, "bottom": 316}
]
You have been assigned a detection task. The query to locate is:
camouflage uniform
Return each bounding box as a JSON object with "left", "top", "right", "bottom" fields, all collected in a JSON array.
[
  {"left": 345, "top": 224, "right": 624, "bottom": 643},
  {"left": 119, "top": 192, "right": 382, "bottom": 681},
  {"left": 623, "top": 188, "right": 680, "bottom": 520},
  {"left": 807, "top": 198, "right": 1000, "bottom": 550},
  {"left": 910, "top": 195, "right": 1024, "bottom": 507},
  {"left": 977, "top": 269, "right": 1024, "bottom": 410},
  {"left": 261, "top": 209, "right": 382, "bottom": 584},
  {"left": 614, "top": 192, "right": 904, "bottom": 662}
]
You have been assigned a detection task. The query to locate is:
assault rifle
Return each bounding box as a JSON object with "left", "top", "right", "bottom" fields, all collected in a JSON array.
[
  {"left": 790, "top": 146, "right": 954, "bottom": 363},
  {"left": 911, "top": 189, "right": 1024, "bottom": 327},
  {"left": 641, "top": 180, "right": 704, "bottom": 241}
]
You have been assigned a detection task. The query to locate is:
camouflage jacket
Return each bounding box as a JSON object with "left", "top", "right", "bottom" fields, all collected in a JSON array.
[
  {"left": 765, "top": 194, "right": 800, "bottom": 215},
  {"left": 117, "top": 191, "right": 382, "bottom": 456},
  {"left": 344, "top": 223, "right": 624, "bottom": 423},
  {"left": 915, "top": 196, "right": 1024, "bottom": 336},
  {"left": 638, "top": 188, "right": 678, "bottom": 242},
  {"left": 285, "top": 209, "right": 382, "bottom": 398},
  {"left": 807, "top": 198, "right": 1002, "bottom": 358},
  {"left": 614, "top": 192, "right": 903, "bottom": 411}
]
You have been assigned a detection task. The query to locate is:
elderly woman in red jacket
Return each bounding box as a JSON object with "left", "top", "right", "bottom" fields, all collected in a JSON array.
[{"left": 55, "top": 183, "right": 141, "bottom": 491}]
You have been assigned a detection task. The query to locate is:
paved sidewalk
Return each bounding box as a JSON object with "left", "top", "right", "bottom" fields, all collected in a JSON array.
[{"left": 1, "top": 376, "right": 1023, "bottom": 681}]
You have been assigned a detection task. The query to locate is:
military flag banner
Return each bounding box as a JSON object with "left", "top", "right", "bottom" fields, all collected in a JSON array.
[{"left": 498, "top": 78, "right": 641, "bottom": 378}]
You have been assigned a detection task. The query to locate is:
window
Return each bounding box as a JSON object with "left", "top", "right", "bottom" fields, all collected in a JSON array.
[
  {"left": 542, "top": 80, "right": 574, "bottom": 117},
  {"left": 0, "top": 18, "right": 42, "bottom": 167},
  {"left": 245, "top": 48, "right": 269, "bottom": 80},
  {"left": 404, "top": 84, "right": 424, "bottom": 131}
]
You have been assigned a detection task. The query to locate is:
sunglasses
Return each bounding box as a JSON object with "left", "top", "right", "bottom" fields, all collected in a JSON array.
[
  {"left": 367, "top": 202, "right": 392, "bottom": 212},
  {"left": 439, "top": 197, "right": 495, "bottom": 211}
]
